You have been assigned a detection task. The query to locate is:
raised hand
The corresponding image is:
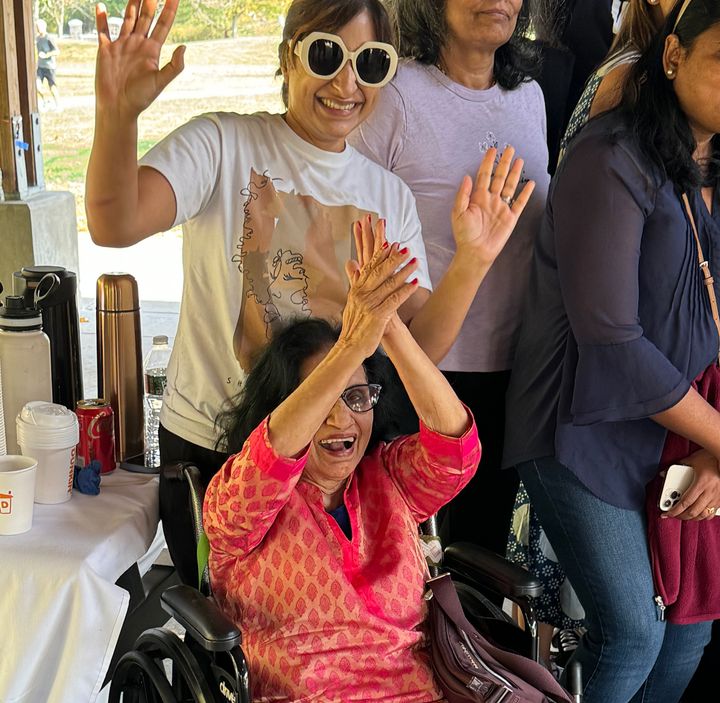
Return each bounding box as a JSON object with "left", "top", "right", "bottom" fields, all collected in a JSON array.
[
  {"left": 352, "top": 214, "right": 387, "bottom": 269},
  {"left": 352, "top": 215, "right": 414, "bottom": 339},
  {"left": 452, "top": 146, "right": 536, "bottom": 268},
  {"left": 95, "top": 0, "right": 185, "bottom": 119},
  {"left": 340, "top": 228, "right": 419, "bottom": 359}
]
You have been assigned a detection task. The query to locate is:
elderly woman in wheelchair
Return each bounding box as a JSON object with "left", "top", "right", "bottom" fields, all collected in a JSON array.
[
  {"left": 201, "top": 230, "right": 480, "bottom": 701},
  {"left": 109, "top": 227, "right": 573, "bottom": 703}
]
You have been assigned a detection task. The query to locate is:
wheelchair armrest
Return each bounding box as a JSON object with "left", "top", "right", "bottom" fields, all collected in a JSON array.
[
  {"left": 161, "top": 584, "right": 242, "bottom": 653},
  {"left": 443, "top": 542, "right": 543, "bottom": 600}
]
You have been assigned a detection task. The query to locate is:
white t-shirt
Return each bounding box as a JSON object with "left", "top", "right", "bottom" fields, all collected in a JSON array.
[
  {"left": 350, "top": 61, "right": 550, "bottom": 372},
  {"left": 140, "top": 111, "right": 431, "bottom": 450}
]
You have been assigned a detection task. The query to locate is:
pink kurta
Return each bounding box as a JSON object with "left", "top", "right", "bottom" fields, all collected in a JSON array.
[{"left": 204, "top": 414, "right": 480, "bottom": 702}]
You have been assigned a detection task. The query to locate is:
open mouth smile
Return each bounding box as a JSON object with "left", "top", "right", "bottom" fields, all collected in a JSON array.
[
  {"left": 318, "top": 97, "right": 360, "bottom": 113},
  {"left": 318, "top": 436, "right": 357, "bottom": 455}
]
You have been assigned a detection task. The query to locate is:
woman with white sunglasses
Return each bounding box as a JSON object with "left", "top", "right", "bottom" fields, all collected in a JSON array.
[{"left": 85, "top": 0, "right": 534, "bottom": 586}]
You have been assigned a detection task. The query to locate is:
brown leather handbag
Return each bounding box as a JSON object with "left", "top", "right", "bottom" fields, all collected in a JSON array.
[{"left": 425, "top": 574, "right": 574, "bottom": 703}]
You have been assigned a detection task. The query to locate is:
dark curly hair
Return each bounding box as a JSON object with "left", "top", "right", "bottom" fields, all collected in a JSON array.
[
  {"left": 620, "top": 0, "right": 720, "bottom": 192},
  {"left": 386, "top": 0, "right": 539, "bottom": 90},
  {"left": 215, "top": 317, "right": 414, "bottom": 454}
]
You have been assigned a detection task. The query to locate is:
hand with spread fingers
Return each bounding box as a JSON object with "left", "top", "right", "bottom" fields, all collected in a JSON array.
[
  {"left": 95, "top": 0, "right": 185, "bottom": 119},
  {"left": 340, "top": 227, "right": 419, "bottom": 359},
  {"left": 451, "top": 146, "right": 536, "bottom": 268},
  {"left": 666, "top": 449, "right": 720, "bottom": 521}
]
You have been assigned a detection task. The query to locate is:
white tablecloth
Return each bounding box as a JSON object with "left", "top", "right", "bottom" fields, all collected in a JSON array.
[{"left": 0, "top": 471, "right": 160, "bottom": 703}]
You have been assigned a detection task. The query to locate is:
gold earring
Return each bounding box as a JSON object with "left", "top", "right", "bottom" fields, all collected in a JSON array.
[{"left": 667, "top": 68, "right": 675, "bottom": 77}]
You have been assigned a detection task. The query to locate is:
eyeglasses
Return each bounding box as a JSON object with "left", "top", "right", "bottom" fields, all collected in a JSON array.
[
  {"left": 293, "top": 31, "right": 398, "bottom": 88},
  {"left": 339, "top": 383, "right": 382, "bottom": 413}
]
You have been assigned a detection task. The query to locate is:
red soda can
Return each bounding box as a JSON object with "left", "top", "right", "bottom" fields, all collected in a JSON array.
[{"left": 76, "top": 399, "right": 117, "bottom": 474}]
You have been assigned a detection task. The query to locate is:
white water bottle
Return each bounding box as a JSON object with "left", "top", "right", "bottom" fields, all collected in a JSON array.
[
  {"left": 0, "top": 296, "right": 52, "bottom": 454},
  {"left": 143, "top": 335, "right": 171, "bottom": 468},
  {"left": 0, "top": 360, "right": 7, "bottom": 456}
]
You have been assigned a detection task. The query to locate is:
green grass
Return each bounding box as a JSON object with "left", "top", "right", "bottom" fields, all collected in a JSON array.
[{"left": 43, "top": 145, "right": 92, "bottom": 182}]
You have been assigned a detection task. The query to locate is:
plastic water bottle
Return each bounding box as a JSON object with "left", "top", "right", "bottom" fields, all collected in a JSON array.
[{"left": 143, "top": 335, "right": 171, "bottom": 468}]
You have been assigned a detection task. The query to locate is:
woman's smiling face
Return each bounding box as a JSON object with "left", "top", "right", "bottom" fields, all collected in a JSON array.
[
  {"left": 299, "top": 349, "right": 374, "bottom": 494},
  {"left": 283, "top": 10, "right": 383, "bottom": 153}
]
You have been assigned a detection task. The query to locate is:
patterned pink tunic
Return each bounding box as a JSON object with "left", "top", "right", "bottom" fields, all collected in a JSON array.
[{"left": 204, "top": 415, "right": 480, "bottom": 702}]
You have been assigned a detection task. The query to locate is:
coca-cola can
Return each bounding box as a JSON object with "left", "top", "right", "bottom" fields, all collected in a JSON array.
[{"left": 76, "top": 399, "right": 117, "bottom": 474}]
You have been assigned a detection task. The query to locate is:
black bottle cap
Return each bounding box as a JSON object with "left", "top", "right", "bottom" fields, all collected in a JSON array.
[{"left": 0, "top": 296, "right": 43, "bottom": 329}]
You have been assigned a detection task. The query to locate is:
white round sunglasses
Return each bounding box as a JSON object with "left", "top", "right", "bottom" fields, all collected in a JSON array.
[{"left": 293, "top": 31, "right": 398, "bottom": 88}]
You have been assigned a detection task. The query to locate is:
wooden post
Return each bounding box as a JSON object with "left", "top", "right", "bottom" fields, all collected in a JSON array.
[
  {"left": 14, "top": 0, "right": 42, "bottom": 189},
  {"left": 0, "top": 0, "right": 23, "bottom": 197}
]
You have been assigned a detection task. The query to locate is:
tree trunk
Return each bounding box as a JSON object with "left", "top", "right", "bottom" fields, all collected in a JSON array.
[{"left": 231, "top": 13, "right": 238, "bottom": 38}]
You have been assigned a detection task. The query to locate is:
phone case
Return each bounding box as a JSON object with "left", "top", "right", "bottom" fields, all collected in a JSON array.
[{"left": 658, "top": 464, "right": 695, "bottom": 511}]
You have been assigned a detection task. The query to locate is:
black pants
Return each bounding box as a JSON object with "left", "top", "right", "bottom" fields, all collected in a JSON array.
[
  {"left": 439, "top": 370, "right": 519, "bottom": 557},
  {"left": 159, "top": 424, "right": 229, "bottom": 586}
]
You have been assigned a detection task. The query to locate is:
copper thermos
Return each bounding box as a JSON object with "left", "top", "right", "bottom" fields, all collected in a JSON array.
[{"left": 96, "top": 273, "right": 144, "bottom": 461}]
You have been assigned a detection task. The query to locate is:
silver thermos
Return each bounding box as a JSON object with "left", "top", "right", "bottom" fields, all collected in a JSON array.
[{"left": 96, "top": 273, "right": 144, "bottom": 462}]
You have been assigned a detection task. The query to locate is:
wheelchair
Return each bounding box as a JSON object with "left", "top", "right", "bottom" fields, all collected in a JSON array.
[{"left": 110, "top": 462, "right": 580, "bottom": 703}]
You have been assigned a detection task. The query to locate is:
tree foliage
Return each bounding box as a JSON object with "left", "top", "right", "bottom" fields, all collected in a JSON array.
[{"left": 36, "top": 0, "right": 286, "bottom": 38}]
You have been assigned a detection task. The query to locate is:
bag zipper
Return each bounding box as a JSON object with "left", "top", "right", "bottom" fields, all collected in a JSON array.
[
  {"left": 460, "top": 630, "right": 515, "bottom": 692},
  {"left": 654, "top": 595, "right": 666, "bottom": 621}
]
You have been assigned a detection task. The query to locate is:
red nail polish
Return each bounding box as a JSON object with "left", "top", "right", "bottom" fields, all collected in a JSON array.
[
  {"left": 400, "top": 247, "right": 409, "bottom": 255},
  {"left": 382, "top": 241, "right": 389, "bottom": 249},
  {"left": 409, "top": 257, "right": 417, "bottom": 264},
  {"left": 410, "top": 277, "right": 419, "bottom": 285}
]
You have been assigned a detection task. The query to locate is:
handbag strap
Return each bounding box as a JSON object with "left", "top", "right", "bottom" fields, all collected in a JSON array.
[{"left": 682, "top": 193, "right": 720, "bottom": 364}]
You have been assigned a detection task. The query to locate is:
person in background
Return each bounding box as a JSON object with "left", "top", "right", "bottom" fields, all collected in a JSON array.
[
  {"left": 85, "top": 0, "right": 534, "bottom": 585},
  {"left": 507, "top": 0, "right": 679, "bottom": 668},
  {"left": 530, "top": 0, "right": 615, "bottom": 169},
  {"left": 504, "top": 1, "right": 720, "bottom": 699},
  {"left": 36, "top": 18, "right": 60, "bottom": 110},
  {"left": 349, "top": 0, "right": 550, "bottom": 562},
  {"left": 205, "top": 222, "right": 481, "bottom": 700},
  {"left": 559, "top": 0, "right": 677, "bottom": 160}
]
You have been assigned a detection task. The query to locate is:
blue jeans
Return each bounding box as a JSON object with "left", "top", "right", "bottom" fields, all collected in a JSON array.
[{"left": 518, "top": 458, "right": 712, "bottom": 703}]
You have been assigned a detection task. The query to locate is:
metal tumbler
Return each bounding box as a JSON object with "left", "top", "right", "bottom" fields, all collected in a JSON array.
[{"left": 96, "top": 273, "right": 144, "bottom": 462}]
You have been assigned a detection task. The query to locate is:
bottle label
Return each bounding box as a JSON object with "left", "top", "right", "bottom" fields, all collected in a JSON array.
[{"left": 144, "top": 371, "right": 167, "bottom": 396}]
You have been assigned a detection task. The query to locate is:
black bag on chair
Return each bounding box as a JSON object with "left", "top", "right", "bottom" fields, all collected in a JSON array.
[{"left": 426, "top": 574, "right": 574, "bottom": 703}]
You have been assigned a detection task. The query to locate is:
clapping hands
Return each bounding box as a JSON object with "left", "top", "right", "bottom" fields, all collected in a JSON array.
[{"left": 339, "top": 216, "right": 418, "bottom": 358}]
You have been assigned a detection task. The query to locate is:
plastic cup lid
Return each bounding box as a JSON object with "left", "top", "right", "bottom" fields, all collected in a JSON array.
[
  {"left": 18, "top": 401, "right": 77, "bottom": 428},
  {"left": 16, "top": 401, "right": 79, "bottom": 447}
]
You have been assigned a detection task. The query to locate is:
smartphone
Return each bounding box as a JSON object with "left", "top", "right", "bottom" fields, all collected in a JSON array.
[{"left": 658, "top": 464, "right": 695, "bottom": 511}]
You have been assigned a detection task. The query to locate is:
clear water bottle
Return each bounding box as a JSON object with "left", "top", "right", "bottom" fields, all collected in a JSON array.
[{"left": 143, "top": 335, "right": 171, "bottom": 468}]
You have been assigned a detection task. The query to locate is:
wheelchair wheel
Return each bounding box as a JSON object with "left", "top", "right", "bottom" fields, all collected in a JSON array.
[
  {"left": 135, "top": 628, "right": 216, "bottom": 703},
  {"left": 109, "top": 650, "right": 177, "bottom": 703}
]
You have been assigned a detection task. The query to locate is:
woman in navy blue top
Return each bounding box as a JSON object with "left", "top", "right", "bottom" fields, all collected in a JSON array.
[{"left": 504, "top": 2, "right": 720, "bottom": 701}]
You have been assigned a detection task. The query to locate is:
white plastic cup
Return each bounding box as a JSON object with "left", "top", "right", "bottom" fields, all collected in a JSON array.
[
  {"left": 0, "top": 455, "right": 37, "bottom": 535},
  {"left": 16, "top": 402, "right": 79, "bottom": 504}
]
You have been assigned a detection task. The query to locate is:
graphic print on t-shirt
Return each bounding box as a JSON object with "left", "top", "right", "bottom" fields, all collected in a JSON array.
[
  {"left": 232, "top": 168, "right": 375, "bottom": 370},
  {"left": 480, "top": 132, "right": 531, "bottom": 187}
]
